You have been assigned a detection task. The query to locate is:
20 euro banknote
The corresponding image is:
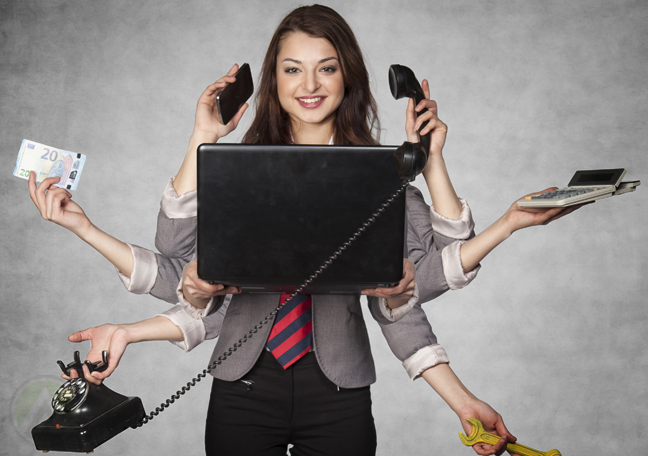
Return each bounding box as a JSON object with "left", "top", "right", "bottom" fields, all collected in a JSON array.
[{"left": 14, "top": 139, "right": 86, "bottom": 190}]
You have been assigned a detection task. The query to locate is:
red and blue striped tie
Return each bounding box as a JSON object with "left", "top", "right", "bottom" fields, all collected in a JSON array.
[{"left": 266, "top": 294, "right": 313, "bottom": 369}]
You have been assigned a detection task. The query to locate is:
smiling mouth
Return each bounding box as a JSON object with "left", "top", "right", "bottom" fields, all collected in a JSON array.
[
  {"left": 296, "top": 96, "right": 327, "bottom": 109},
  {"left": 297, "top": 97, "right": 325, "bottom": 103}
]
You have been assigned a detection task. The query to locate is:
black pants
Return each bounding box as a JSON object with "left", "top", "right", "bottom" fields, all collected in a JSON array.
[{"left": 205, "top": 349, "right": 377, "bottom": 456}]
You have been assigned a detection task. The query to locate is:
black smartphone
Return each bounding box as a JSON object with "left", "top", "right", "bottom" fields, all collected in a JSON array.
[{"left": 217, "top": 63, "right": 254, "bottom": 125}]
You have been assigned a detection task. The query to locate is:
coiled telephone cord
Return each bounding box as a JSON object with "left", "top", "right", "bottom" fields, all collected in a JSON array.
[{"left": 132, "top": 180, "right": 410, "bottom": 427}]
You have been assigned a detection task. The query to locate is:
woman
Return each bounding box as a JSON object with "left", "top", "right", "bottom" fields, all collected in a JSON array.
[{"left": 30, "top": 5, "right": 581, "bottom": 456}]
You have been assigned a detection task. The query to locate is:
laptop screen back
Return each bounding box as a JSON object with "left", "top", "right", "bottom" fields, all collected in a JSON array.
[{"left": 197, "top": 144, "right": 407, "bottom": 294}]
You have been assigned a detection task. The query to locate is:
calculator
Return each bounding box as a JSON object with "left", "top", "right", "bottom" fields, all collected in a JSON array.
[{"left": 517, "top": 169, "right": 631, "bottom": 207}]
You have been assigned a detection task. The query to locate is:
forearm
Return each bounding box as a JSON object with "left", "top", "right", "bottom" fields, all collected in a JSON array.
[
  {"left": 123, "top": 316, "right": 184, "bottom": 343},
  {"left": 78, "top": 223, "right": 134, "bottom": 277},
  {"left": 173, "top": 131, "right": 219, "bottom": 195},
  {"left": 421, "top": 363, "right": 476, "bottom": 415},
  {"left": 459, "top": 215, "right": 512, "bottom": 273},
  {"left": 422, "top": 155, "right": 462, "bottom": 220}
]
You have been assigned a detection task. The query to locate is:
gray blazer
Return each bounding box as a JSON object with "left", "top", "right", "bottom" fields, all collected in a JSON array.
[{"left": 150, "top": 185, "right": 473, "bottom": 388}]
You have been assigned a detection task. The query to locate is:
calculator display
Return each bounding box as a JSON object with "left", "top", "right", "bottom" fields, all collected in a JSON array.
[{"left": 568, "top": 169, "right": 625, "bottom": 187}]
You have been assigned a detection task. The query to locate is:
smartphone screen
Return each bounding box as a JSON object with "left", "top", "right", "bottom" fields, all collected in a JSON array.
[{"left": 217, "top": 63, "right": 254, "bottom": 125}]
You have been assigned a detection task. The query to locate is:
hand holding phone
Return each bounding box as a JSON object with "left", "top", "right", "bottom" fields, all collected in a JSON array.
[{"left": 217, "top": 63, "right": 254, "bottom": 125}]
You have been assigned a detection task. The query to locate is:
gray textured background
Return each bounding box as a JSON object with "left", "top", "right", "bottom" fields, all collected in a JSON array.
[{"left": 1, "top": 0, "right": 646, "bottom": 455}]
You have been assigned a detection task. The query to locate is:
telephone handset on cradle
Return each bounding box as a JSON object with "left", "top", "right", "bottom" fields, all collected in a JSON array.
[
  {"left": 31, "top": 64, "right": 429, "bottom": 453},
  {"left": 31, "top": 351, "right": 144, "bottom": 453},
  {"left": 390, "top": 64, "right": 431, "bottom": 181}
]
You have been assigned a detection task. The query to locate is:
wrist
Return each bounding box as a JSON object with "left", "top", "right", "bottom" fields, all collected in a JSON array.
[
  {"left": 496, "top": 213, "right": 517, "bottom": 239},
  {"left": 182, "top": 284, "right": 210, "bottom": 309},
  {"left": 453, "top": 391, "right": 479, "bottom": 412},
  {"left": 113, "top": 324, "right": 135, "bottom": 344},
  {"left": 190, "top": 129, "right": 220, "bottom": 144},
  {"left": 422, "top": 154, "right": 445, "bottom": 180},
  {"left": 76, "top": 222, "right": 99, "bottom": 243},
  {"left": 122, "top": 322, "right": 146, "bottom": 344},
  {"left": 122, "top": 317, "right": 171, "bottom": 343}
]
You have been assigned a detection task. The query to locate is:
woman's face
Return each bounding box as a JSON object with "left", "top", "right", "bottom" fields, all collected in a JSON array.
[{"left": 276, "top": 32, "right": 345, "bottom": 133}]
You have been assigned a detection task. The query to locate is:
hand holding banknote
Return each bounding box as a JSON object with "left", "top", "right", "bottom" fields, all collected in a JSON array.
[
  {"left": 14, "top": 140, "right": 86, "bottom": 190},
  {"left": 28, "top": 172, "right": 92, "bottom": 237}
]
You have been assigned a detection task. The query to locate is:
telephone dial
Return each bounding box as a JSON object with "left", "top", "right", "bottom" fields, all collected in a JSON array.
[{"left": 31, "top": 64, "right": 430, "bottom": 453}]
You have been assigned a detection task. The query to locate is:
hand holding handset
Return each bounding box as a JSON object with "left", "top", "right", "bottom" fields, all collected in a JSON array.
[
  {"left": 32, "top": 351, "right": 144, "bottom": 453},
  {"left": 389, "top": 64, "right": 431, "bottom": 181},
  {"left": 32, "top": 63, "right": 428, "bottom": 453},
  {"left": 217, "top": 63, "right": 254, "bottom": 125}
]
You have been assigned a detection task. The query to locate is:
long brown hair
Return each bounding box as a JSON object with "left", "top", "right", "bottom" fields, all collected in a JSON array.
[{"left": 242, "top": 4, "right": 380, "bottom": 146}]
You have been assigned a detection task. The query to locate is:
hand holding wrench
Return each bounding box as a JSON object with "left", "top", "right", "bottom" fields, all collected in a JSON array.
[{"left": 459, "top": 418, "right": 562, "bottom": 456}]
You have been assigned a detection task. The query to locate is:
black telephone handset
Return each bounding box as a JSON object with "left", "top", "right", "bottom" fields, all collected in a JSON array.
[
  {"left": 31, "top": 64, "right": 428, "bottom": 453},
  {"left": 390, "top": 64, "right": 431, "bottom": 181},
  {"left": 32, "top": 351, "right": 145, "bottom": 453}
]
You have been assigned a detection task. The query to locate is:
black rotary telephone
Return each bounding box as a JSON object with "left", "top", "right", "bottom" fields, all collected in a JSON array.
[
  {"left": 31, "top": 65, "right": 430, "bottom": 453},
  {"left": 31, "top": 351, "right": 145, "bottom": 453}
]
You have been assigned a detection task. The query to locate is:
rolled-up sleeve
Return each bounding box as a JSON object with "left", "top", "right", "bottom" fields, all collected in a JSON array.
[
  {"left": 160, "top": 177, "right": 197, "bottom": 218},
  {"left": 402, "top": 344, "right": 450, "bottom": 380},
  {"left": 156, "top": 305, "right": 207, "bottom": 352},
  {"left": 429, "top": 198, "right": 475, "bottom": 239},
  {"left": 116, "top": 243, "right": 158, "bottom": 294},
  {"left": 441, "top": 241, "right": 480, "bottom": 290},
  {"left": 428, "top": 197, "right": 481, "bottom": 290},
  {"left": 157, "top": 295, "right": 230, "bottom": 351}
]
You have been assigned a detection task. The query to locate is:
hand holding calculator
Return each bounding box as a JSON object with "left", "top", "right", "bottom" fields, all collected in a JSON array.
[{"left": 517, "top": 169, "right": 640, "bottom": 208}]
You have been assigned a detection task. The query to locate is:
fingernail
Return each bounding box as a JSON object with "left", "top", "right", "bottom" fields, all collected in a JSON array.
[{"left": 216, "top": 285, "right": 224, "bottom": 291}]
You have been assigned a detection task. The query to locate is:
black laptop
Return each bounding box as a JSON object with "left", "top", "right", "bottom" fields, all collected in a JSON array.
[{"left": 196, "top": 144, "right": 407, "bottom": 294}]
